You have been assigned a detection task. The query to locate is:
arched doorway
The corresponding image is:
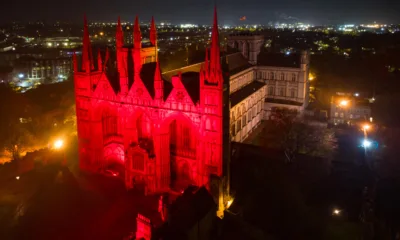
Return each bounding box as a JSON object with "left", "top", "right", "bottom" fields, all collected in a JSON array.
[
  {"left": 167, "top": 117, "right": 198, "bottom": 190},
  {"left": 102, "top": 106, "right": 124, "bottom": 169}
]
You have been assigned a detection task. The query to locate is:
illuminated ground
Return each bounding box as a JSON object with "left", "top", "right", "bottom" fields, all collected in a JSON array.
[{"left": 0, "top": 164, "right": 159, "bottom": 240}]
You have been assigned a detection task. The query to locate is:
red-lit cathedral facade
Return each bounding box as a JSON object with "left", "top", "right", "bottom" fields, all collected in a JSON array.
[{"left": 74, "top": 11, "right": 225, "bottom": 194}]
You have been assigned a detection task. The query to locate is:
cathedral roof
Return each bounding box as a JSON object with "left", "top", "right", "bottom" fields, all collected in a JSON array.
[
  {"left": 162, "top": 52, "right": 252, "bottom": 81},
  {"left": 101, "top": 60, "right": 173, "bottom": 101},
  {"left": 230, "top": 80, "right": 266, "bottom": 107},
  {"left": 180, "top": 72, "right": 200, "bottom": 104}
]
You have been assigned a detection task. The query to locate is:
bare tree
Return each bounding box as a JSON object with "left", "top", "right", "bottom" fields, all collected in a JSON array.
[{"left": 270, "top": 108, "right": 337, "bottom": 163}]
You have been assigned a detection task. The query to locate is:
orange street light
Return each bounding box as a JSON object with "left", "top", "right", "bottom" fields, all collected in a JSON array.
[
  {"left": 333, "top": 208, "right": 341, "bottom": 216},
  {"left": 53, "top": 139, "right": 64, "bottom": 150},
  {"left": 339, "top": 100, "right": 349, "bottom": 107},
  {"left": 363, "top": 124, "right": 371, "bottom": 131}
]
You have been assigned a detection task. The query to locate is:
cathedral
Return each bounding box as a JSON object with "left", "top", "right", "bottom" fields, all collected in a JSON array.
[
  {"left": 74, "top": 8, "right": 228, "bottom": 195},
  {"left": 74, "top": 6, "right": 310, "bottom": 198}
]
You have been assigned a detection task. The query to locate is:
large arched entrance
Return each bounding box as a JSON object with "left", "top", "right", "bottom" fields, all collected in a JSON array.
[
  {"left": 125, "top": 110, "right": 155, "bottom": 192},
  {"left": 101, "top": 105, "right": 124, "bottom": 170},
  {"left": 161, "top": 113, "right": 199, "bottom": 191},
  {"left": 169, "top": 119, "right": 197, "bottom": 190}
]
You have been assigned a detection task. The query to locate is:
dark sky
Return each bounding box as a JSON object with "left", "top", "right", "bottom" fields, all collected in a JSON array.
[{"left": 1, "top": 0, "right": 400, "bottom": 25}]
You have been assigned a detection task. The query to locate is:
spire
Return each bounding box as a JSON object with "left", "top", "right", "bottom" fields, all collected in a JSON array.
[
  {"left": 209, "top": 5, "right": 221, "bottom": 83},
  {"left": 116, "top": 16, "right": 124, "bottom": 48},
  {"left": 82, "top": 14, "right": 93, "bottom": 73},
  {"left": 150, "top": 16, "right": 157, "bottom": 46},
  {"left": 97, "top": 49, "right": 102, "bottom": 71},
  {"left": 154, "top": 61, "right": 164, "bottom": 101},
  {"left": 134, "top": 16, "right": 142, "bottom": 48},
  {"left": 204, "top": 47, "right": 209, "bottom": 74}
]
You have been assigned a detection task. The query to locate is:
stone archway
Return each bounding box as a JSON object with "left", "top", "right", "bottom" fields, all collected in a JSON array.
[
  {"left": 159, "top": 112, "right": 200, "bottom": 191},
  {"left": 101, "top": 104, "right": 124, "bottom": 169},
  {"left": 125, "top": 109, "right": 154, "bottom": 153}
]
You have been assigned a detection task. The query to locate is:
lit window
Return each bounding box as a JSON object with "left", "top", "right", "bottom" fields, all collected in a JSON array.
[{"left": 334, "top": 112, "right": 338, "bottom": 117}]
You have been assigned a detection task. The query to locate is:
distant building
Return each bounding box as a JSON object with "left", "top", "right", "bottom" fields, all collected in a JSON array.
[
  {"left": 227, "top": 33, "right": 264, "bottom": 64},
  {"left": 12, "top": 56, "right": 72, "bottom": 88},
  {"left": 330, "top": 92, "right": 372, "bottom": 125},
  {"left": 39, "top": 37, "right": 82, "bottom": 49},
  {"left": 256, "top": 51, "right": 310, "bottom": 118},
  {"left": 227, "top": 33, "right": 310, "bottom": 112}
]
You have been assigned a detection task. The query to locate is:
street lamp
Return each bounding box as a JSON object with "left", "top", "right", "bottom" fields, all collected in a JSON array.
[
  {"left": 53, "top": 139, "right": 64, "bottom": 150},
  {"left": 333, "top": 208, "right": 341, "bottom": 216},
  {"left": 362, "top": 139, "right": 372, "bottom": 148},
  {"left": 53, "top": 138, "right": 66, "bottom": 166},
  {"left": 339, "top": 100, "right": 349, "bottom": 107},
  {"left": 363, "top": 124, "right": 371, "bottom": 131}
]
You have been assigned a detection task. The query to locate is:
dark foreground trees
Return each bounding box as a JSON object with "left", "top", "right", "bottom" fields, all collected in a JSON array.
[{"left": 257, "top": 108, "right": 337, "bottom": 163}]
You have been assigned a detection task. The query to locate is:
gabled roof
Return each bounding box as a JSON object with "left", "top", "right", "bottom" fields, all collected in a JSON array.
[
  {"left": 226, "top": 52, "right": 253, "bottom": 75},
  {"left": 162, "top": 52, "right": 253, "bottom": 81},
  {"left": 230, "top": 81, "right": 266, "bottom": 107}
]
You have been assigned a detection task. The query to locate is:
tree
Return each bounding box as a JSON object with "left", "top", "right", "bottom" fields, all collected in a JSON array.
[
  {"left": 2, "top": 124, "right": 35, "bottom": 161},
  {"left": 268, "top": 108, "right": 337, "bottom": 163}
]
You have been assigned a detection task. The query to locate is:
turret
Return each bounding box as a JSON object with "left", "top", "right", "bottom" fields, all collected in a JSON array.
[
  {"left": 208, "top": 6, "right": 222, "bottom": 86},
  {"left": 82, "top": 15, "right": 94, "bottom": 73},
  {"left": 116, "top": 17, "right": 128, "bottom": 94},
  {"left": 150, "top": 16, "right": 157, "bottom": 46},
  {"left": 116, "top": 16, "right": 124, "bottom": 49},
  {"left": 150, "top": 16, "right": 158, "bottom": 61},
  {"left": 134, "top": 16, "right": 142, "bottom": 49},
  {"left": 133, "top": 16, "right": 142, "bottom": 76}
]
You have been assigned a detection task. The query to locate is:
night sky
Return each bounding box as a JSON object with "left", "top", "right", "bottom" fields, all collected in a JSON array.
[{"left": 1, "top": 0, "right": 400, "bottom": 25}]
